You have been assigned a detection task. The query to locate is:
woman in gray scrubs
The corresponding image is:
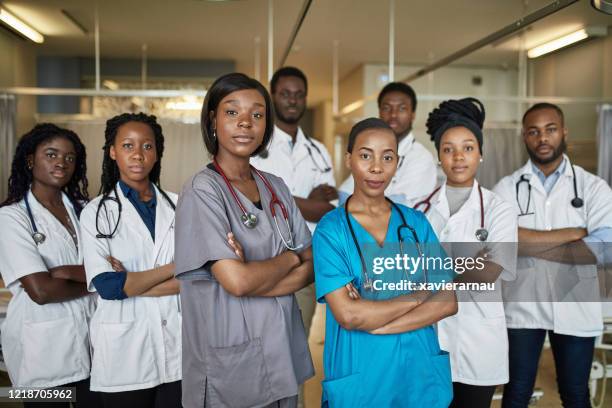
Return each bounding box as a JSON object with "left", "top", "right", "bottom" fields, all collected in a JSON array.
[{"left": 174, "top": 73, "right": 315, "bottom": 408}]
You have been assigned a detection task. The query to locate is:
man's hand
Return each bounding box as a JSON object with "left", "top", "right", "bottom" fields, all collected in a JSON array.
[{"left": 308, "top": 184, "right": 338, "bottom": 202}]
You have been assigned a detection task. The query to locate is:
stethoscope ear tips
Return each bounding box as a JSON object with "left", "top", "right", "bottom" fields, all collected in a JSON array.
[{"left": 571, "top": 197, "right": 584, "bottom": 208}]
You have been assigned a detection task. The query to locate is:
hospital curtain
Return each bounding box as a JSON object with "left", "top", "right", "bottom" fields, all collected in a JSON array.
[
  {"left": 0, "top": 94, "right": 17, "bottom": 202},
  {"left": 55, "top": 119, "right": 207, "bottom": 195},
  {"left": 477, "top": 127, "right": 527, "bottom": 189},
  {"left": 597, "top": 104, "right": 612, "bottom": 187}
]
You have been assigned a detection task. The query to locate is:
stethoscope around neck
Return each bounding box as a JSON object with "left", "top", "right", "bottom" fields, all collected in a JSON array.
[
  {"left": 515, "top": 164, "right": 583, "bottom": 216},
  {"left": 413, "top": 184, "right": 489, "bottom": 242},
  {"left": 212, "top": 158, "right": 302, "bottom": 251},
  {"left": 24, "top": 194, "right": 46, "bottom": 245},
  {"left": 345, "top": 195, "right": 426, "bottom": 291}
]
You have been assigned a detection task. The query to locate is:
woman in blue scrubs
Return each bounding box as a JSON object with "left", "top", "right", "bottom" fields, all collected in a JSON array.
[{"left": 313, "top": 117, "right": 457, "bottom": 407}]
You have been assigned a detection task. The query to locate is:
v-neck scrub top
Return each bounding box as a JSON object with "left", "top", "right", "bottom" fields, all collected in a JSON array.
[
  {"left": 0, "top": 190, "right": 96, "bottom": 388},
  {"left": 313, "top": 203, "right": 454, "bottom": 407},
  {"left": 175, "top": 166, "right": 315, "bottom": 408}
]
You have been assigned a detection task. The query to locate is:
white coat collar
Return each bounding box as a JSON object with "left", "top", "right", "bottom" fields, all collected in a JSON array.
[
  {"left": 434, "top": 180, "right": 481, "bottom": 221},
  {"left": 517, "top": 154, "right": 572, "bottom": 194},
  {"left": 26, "top": 188, "right": 81, "bottom": 254},
  {"left": 112, "top": 182, "right": 174, "bottom": 250},
  {"left": 398, "top": 132, "right": 415, "bottom": 155},
  {"left": 270, "top": 125, "right": 306, "bottom": 148}
]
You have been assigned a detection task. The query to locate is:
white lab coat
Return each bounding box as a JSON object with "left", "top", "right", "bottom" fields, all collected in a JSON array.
[
  {"left": 493, "top": 156, "right": 612, "bottom": 337},
  {"left": 426, "top": 181, "right": 517, "bottom": 385},
  {"left": 250, "top": 126, "right": 336, "bottom": 232},
  {"left": 80, "top": 183, "right": 181, "bottom": 392},
  {"left": 339, "top": 132, "right": 437, "bottom": 207},
  {"left": 0, "top": 190, "right": 96, "bottom": 388}
]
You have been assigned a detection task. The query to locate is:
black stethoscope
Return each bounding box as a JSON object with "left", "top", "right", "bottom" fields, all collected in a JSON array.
[
  {"left": 95, "top": 184, "right": 175, "bottom": 239},
  {"left": 413, "top": 184, "right": 488, "bottom": 242},
  {"left": 24, "top": 194, "right": 46, "bottom": 245},
  {"left": 345, "top": 195, "right": 425, "bottom": 291},
  {"left": 515, "top": 165, "right": 583, "bottom": 216},
  {"left": 213, "top": 158, "right": 302, "bottom": 251}
]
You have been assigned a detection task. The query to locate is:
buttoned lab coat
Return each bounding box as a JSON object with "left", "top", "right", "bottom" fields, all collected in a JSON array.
[
  {"left": 81, "top": 183, "right": 181, "bottom": 392},
  {"left": 251, "top": 126, "right": 336, "bottom": 232},
  {"left": 494, "top": 156, "right": 612, "bottom": 337},
  {"left": 0, "top": 190, "right": 96, "bottom": 387},
  {"left": 426, "top": 181, "right": 517, "bottom": 385}
]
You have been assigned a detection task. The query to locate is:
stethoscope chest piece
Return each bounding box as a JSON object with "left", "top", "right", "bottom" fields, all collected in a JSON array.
[
  {"left": 475, "top": 228, "right": 488, "bottom": 242},
  {"left": 32, "top": 231, "right": 46, "bottom": 245},
  {"left": 241, "top": 212, "right": 258, "bottom": 229}
]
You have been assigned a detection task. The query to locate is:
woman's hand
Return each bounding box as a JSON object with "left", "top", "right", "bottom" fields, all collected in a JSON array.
[
  {"left": 227, "top": 232, "right": 245, "bottom": 262},
  {"left": 107, "top": 256, "right": 126, "bottom": 272},
  {"left": 345, "top": 282, "right": 361, "bottom": 300}
]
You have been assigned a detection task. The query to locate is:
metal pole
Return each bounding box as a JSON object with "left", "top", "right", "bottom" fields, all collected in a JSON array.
[
  {"left": 337, "top": 0, "right": 579, "bottom": 117},
  {"left": 388, "top": 0, "right": 395, "bottom": 82},
  {"left": 399, "top": 0, "right": 578, "bottom": 83},
  {"left": 278, "top": 0, "right": 313, "bottom": 68},
  {"left": 267, "top": 0, "right": 274, "bottom": 81},
  {"left": 94, "top": 1, "right": 100, "bottom": 91}
]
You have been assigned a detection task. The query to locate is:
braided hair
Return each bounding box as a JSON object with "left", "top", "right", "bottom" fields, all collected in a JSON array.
[
  {"left": 100, "top": 112, "right": 174, "bottom": 207},
  {"left": 426, "top": 98, "right": 485, "bottom": 153},
  {"left": 1, "top": 123, "right": 89, "bottom": 215}
]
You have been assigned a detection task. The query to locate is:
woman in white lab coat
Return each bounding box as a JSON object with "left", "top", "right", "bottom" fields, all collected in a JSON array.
[
  {"left": 421, "top": 98, "right": 517, "bottom": 408},
  {"left": 0, "top": 124, "right": 102, "bottom": 408},
  {"left": 80, "top": 113, "right": 181, "bottom": 408}
]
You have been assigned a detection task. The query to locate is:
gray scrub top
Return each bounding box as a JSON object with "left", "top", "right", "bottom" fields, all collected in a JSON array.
[{"left": 175, "top": 165, "right": 314, "bottom": 408}]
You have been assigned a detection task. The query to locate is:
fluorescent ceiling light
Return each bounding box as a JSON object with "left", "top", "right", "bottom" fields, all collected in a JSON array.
[
  {"left": 527, "top": 27, "right": 607, "bottom": 58},
  {"left": 0, "top": 7, "right": 44, "bottom": 43}
]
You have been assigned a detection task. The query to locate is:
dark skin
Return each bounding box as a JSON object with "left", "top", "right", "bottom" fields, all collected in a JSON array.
[
  {"left": 323, "top": 128, "right": 457, "bottom": 333},
  {"left": 272, "top": 75, "right": 337, "bottom": 222},
  {"left": 210, "top": 88, "right": 313, "bottom": 297},
  {"left": 19, "top": 137, "right": 89, "bottom": 305},
  {"left": 378, "top": 90, "right": 415, "bottom": 143},
  {"left": 106, "top": 121, "right": 179, "bottom": 297},
  {"left": 518, "top": 108, "right": 595, "bottom": 264}
]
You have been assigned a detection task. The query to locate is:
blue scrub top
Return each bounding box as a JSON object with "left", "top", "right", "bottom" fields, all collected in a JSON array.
[{"left": 313, "top": 202, "right": 454, "bottom": 408}]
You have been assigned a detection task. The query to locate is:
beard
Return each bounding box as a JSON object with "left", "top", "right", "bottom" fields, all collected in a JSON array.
[
  {"left": 526, "top": 138, "right": 566, "bottom": 165},
  {"left": 274, "top": 104, "right": 305, "bottom": 125}
]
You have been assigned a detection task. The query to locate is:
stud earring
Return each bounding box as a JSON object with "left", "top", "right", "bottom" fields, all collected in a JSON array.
[
  {"left": 437, "top": 161, "right": 442, "bottom": 165},
  {"left": 212, "top": 129, "right": 217, "bottom": 140},
  {"left": 479, "top": 158, "right": 483, "bottom": 163}
]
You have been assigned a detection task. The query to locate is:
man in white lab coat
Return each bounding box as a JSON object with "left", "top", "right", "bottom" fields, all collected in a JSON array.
[
  {"left": 339, "top": 82, "right": 437, "bottom": 207},
  {"left": 494, "top": 103, "right": 612, "bottom": 407},
  {"left": 250, "top": 67, "right": 336, "bottom": 407}
]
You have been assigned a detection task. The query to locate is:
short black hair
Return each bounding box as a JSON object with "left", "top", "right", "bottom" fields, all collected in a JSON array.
[
  {"left": 522, "top": 102, "right": 564, "bottom": 126},
  {"left": 270, "top": 66, "right": 308, "bottom": 95},
  {"left": 377, "top": 82, "right": 417, "bottom": 112},
  {"left": 347, "top": 117, "right": 395, "bottom": 153},
  {"left": 201, "top": 72, "right": 274, "bottom": 157}
]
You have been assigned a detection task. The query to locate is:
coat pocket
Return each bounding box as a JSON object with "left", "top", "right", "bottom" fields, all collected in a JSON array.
[
  {"left": 321, "top": 372, "right": 364, "bottom": 408},
  {"left": 19, "top": 316, "right": 85, "bottom": 386},
  {"left": 93, "top": 321, "right": 157, "bottom": 387},
  {"left": 206, "top": 337, "right": 272, "bottom": 408}
]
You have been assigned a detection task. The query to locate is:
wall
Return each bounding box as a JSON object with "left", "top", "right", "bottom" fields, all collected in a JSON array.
[
  {"left": 529, "top": 32, "right": 612, "bottom": 172},
  {"left": 0, "top": 29, "right": 37, "bottom": 136}
]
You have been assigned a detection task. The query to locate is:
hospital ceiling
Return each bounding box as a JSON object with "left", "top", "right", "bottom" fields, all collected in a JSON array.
[{"left": 2, "top": 0, "right": 611, "bottom": 104}]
